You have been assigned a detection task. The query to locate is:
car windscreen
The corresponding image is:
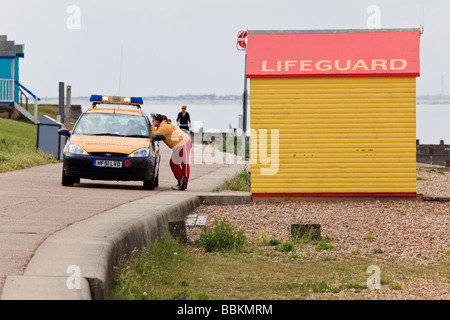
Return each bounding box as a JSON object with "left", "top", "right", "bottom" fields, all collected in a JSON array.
[{"left": 73, "top": 113, "right": 150, "bottom": 137}]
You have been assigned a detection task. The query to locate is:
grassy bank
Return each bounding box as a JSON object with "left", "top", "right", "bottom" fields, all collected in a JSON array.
[
  {"left": 216, "top": 167, "right": 249, "bottom": 192},
  {"left": 0, "top": 118, "right": 57, "bottom": 173},
  {"left": 110, "top": 232, "right": 450, "bottom": 300}
]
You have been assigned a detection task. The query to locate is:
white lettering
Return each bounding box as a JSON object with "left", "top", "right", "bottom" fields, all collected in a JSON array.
[
  {"left": 390, "top": 58, "right": 407, "bottom": 70},
  {"left": 335, "top": 59, "right": 352, "bottom": 71},
  {"left": 367, "top": 265, "right": 381, "bottom": 290},
  {"left": 66, "top": 5, "right": 81, "bottom": 30},
  {"left": 262, "top": 60, "right": 274, "bottom": 72},
  {"left": 222, "top": 304, "right": 272, "bottom": 315},
  {"left": 300, "top": 60, "right": 313, "bottom": 71},
  {"left": 258, "top": 129, "right": 279, "bottom": 176},
  {"left": 66, "top": 265, "right": 82, "bottom": 290},
  {"left": 284, "top": 60, "right": 297, "bottom": 71},
  {"left": 316, "top": 60, "right": 332, "bottom": 71},
  {"left": 260, "top": 59, "right": 407, "bottom": 73},
  {"left": 178, "top": 304, "right": 211, "bottom": 317},
  {"left": 372, "top": 59, "right": 388, "bottom": 70},
  {"left": 366, "top": 5, "right": 381, "bottom": 29},
  {"left": 352, "top": 59, "right": 370, "bottom": 71}
]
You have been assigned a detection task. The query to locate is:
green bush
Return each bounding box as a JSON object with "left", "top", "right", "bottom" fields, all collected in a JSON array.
[
  {"left": 269, "top": 239, "right": 280, "bottom": 246},
  {"left": 278, "top": 242, "right": 294, "bottom": 252},
  {"left": 220, "top": 167, "right": 248, "bottom": 191},
  {"left": 195, "top": 219, "right": 247, "bottom": 253},
  {"left": 168, "top": 289, "right": 190, "bottom": 300}
]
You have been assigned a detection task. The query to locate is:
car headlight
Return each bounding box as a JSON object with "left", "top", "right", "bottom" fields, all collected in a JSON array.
[
  {"left": 129, "top": 148, "right": 150, "bottom": 158},
  {"left": 68, "top": 144, "right": 89, "bottom": 155}
]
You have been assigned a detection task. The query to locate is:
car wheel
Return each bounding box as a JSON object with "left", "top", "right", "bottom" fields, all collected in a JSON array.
[
  {"left": 143, "top": 179, "right": 155, "bottom": 190},
  {"left": 62, "top": 170, "right": 74, "bottom": 187},
  {"left": 154, "top": 170, "right": 159, "bottom": 187}
]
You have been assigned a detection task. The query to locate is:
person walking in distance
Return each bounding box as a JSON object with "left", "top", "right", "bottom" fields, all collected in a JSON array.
[
  {"left": 151, "top": 114, "right": 191, "bottom": 190},
  {"left": 176, "top": 105, "right": 191, "bottom": 134}
]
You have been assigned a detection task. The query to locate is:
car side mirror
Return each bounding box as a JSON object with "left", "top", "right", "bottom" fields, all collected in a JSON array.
[
  {"left": 152, "top": 134, "right": 166, "bottom": 142},
  {"left": 58, "top": 128, "right": 71, "bottom": 137}
]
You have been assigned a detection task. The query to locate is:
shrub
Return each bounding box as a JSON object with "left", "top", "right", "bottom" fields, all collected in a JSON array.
[
  {"left": 220, "top": 167, "right": 249, "bottom": 191},
  {"left": 278, "top": 242, "right": 294, "bottom": 252},
  {"left": 196, "top": 292, "right": 210, "bottom": 300},
  {"left": 291, "top": 224, "right": 321, "bottom": 245},
  {"left": 195, "top": 219, "right": 247, "bottom": 253},
  {"left": 255, "top": 231, "right": 270, "bottom": 246},
  {"left": 168, "top": 289, "right": 190, "bottom": 300},
  {"left": 269, "top": 239, "right": 280, "bottom": 246}
]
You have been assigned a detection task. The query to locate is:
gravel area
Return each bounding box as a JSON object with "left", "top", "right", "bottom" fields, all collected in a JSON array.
[
  {"left": 186, "top": 164, "right": 450, "bottom": 299},
  {"left": 416, "top": 163, "right": 450, "bottom": 198},
  {"left": 190, "top": 199, "right": 449, "bottom": 263}
]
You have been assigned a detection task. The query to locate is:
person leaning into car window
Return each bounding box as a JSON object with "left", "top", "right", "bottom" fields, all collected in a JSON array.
[{"left": 151, "top": 114, "right": 192, "bottom": 190}]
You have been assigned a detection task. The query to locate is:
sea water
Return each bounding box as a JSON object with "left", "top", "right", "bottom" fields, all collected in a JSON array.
[
  {"left": 141, "top": 101, "right": 246, "bottom": 133},
  {"left": 72, "top": 100, "right": 449, "bottom": 144},
  {"left": 416, "top": 104, "right": 450, "bottom": 144}
]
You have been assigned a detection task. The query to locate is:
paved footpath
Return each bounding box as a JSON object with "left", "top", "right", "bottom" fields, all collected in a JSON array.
[{"left": 0, "top": 143, "right": 245, "bottom": 299}]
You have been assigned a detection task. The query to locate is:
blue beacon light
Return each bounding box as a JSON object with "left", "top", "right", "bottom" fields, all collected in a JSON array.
[
  {"left": 89, "top": 95, "right": 143, "bottom": 105},
  {"left": 90, "top": 95, "right": 103, "bottom": 102}
]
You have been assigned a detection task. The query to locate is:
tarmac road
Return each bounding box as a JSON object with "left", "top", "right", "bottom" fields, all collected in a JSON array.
[{"left": 0, "top": 143, "right": 242, "bottom": 296}]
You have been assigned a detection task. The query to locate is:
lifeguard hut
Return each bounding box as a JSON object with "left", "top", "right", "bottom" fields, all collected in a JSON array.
[
  {"left": 246, "top": 28, "right": 421, "bottom": 198},
  {"left": 0, "top": 35, "right": 39, "bottom": 123}
]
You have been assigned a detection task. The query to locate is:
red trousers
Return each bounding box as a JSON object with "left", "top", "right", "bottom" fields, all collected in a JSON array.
[{"left": 169, "top": 140, "right": 192, "bottom": 188}]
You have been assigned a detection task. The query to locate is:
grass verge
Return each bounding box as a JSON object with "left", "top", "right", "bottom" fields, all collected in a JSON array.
[
  {"left": 0, "top": 117, "right": 58, "bottom": 173},
  {"left": 217, "top": 167, "right": 249, "bottom": 192},
  {"left": 110, "top": 232, "right": 450, "bottom": 300}
]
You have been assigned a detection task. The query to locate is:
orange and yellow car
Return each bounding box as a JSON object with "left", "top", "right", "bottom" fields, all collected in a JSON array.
[{"left": 58, "top": 95, "right": 162, "bottom": 190}]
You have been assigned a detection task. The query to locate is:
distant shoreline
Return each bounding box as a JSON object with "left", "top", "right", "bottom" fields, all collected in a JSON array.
[
  {"left": 38, "top": 95, "right": 242, "bottom": 105},
  {"left": 38, "top": 96, "right": 450, "bottom": 105}
]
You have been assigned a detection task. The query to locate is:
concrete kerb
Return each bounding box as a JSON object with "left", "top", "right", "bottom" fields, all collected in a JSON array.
[
  {"left": 1, "top": 164, "right": 248, "bottom": 300},
  {"left": 1, "top": 193, "right": 201, "bottom": 300}
]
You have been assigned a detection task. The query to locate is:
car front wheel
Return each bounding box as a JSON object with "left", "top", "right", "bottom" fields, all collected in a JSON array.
[
  {"left": 143, "top": 179, "right": 155, "bottom": 190},
  {"left": 143, "top": 168, "right": 158, "bottom": 190},
  {"left": 154, "top": 170, "right": 159, "bottom": 187},
  {"left": 62, "top": 170, "right": 74, "bottom": 187}
]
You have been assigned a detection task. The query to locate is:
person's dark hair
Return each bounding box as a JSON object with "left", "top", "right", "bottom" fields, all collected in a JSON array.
[{"left": 155, "top": 114, "right": 168, "bottom": 122}]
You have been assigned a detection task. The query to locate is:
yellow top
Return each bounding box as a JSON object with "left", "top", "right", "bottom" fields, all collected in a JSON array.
[{"left": 151, "top": 120, "right": 190, "bottom": 149}]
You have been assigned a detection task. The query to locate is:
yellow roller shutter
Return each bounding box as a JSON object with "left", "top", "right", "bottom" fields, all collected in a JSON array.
[{"left": 250, "top": 77, "right": 416, "bottom": 195}]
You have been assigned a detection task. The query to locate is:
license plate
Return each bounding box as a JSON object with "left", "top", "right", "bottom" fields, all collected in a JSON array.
[{"left": 93, "top": 160, "right": 122, "bottom": 168}]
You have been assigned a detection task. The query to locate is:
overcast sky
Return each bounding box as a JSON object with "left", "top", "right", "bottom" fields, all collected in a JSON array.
[{"left": 1, "top": 0, "right": 447, "bottom": 98}]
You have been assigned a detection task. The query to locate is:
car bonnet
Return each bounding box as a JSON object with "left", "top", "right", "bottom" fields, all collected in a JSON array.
[{"left": 70, "top": 135, "right": 151, "bottom": 154}]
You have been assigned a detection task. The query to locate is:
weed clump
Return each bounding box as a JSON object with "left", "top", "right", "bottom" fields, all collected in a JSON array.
[
  {"left": 277, "top": 242, "right": 294, "bottom": 252},
  {"left": 195, "top": 219, "right": 247, "bottom": 253}
]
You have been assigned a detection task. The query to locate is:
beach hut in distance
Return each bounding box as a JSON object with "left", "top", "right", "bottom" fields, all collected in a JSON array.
[{"left": 0, "top": 35, "right": 39, "bottom": 123}]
